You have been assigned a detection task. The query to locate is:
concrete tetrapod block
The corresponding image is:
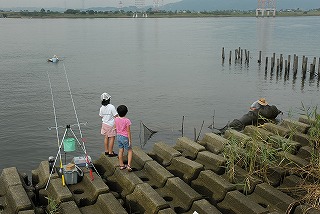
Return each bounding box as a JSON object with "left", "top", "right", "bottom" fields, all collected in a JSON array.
[
  {"left": 134, "top": 160, "right": 174, "bottom": 189},
  {"left": 126, "top": 183, "right": 170, "bottom": 214},
  {"left": 156, "top": 177, "right": 202, "bottom": 213},
  {"left": 0, "top": 167, "right": 33, "bottom": 213},
  {"left": 0, "top": 167, "right": 22, "bottom": 193},
  {"left": 107, "top": 167, "right": 144, "bottom": 198},
  {"left": 298, "top": 115, "right": 316, "bottom": 126},
  {"left": 68, "top": 173, "right": 109, "bottom": 206},
  {"left": 268, "top": 135, "right": 301, "bottom": 155},
  {"left": 17, "top": 210, "right": 35, "bottom": 214},
  {"left": 278, "top": 151, "right": 309, "bottom": 168},
  {"left": 294, "top": 205, "right": 320, "bottom": 214},
  {"left": 221, "top": 165, "right": 263, "bottom": 195},
  {"left": 93, "top": 153, "right": 119, "bottom": 178},
  {"left": 132, "top": 146, "right": 153, "bottom": 170},
  {"left": 32, "top": 161, "right": 58, "bottom": 191},
  {"left": 278, "top": 175, "right": 307, "bottom": 199},
  {"left": 6, "top": 185, "right": 33, "bottom": 213},
  {"left": 296, "top": 146, "right": 312, "bottom": 160},
  {"left": 80, "top": 193, "right": 127, "bottom": 214},
  {"left": 166, "top": 156, "right": 204, "bottom": 184},
  {"left": 217, "top": 190, "right": 269, "bottom": 214},
  {"left": 46, "top": 178, "right": 73, "bottom": 203},
  {"left": 199, "top": 133, "right": 229, "bottom": 154},
  {"left": 157, "top": 208, "right": 176, "bottom": 214},
  {"left": 191, "top": 170, "right": 236, "bottom": 204},
  {"left": 243, "top": 125, "right": 274, "bottom": 142},
  {"left": 174, "top": 137, "right": 206, "bottom": 160},
  {"left": 148, "top": 142, "right": 181, "bottom": 166},
  {"left": 262, "top": 123, "right": 290, "bottom": 137},
  {"left": 224, "top": 129, "right": 252, "bottom": 145},
  {"left": 186, "top": 199, "right": 222, "bottom": 214},
  {"left": 194, "top": 151, "right": 226, "bottom": 174},
  {"left": 280, "top": 118, "right": 311, "bottom": 134},
  {"left": 248, "top": 183, "right": 296, "bottom": 213},
  {"left": 291, "top": 132, "right": 310, "bottom": 147},
  {"left": 59, "top": 201, "right": 82, "bottom": 214}
]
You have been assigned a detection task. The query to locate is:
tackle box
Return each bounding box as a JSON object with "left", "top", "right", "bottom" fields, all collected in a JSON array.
[{"left": 72, "top": 156, "right": 91, "bottom": 167}]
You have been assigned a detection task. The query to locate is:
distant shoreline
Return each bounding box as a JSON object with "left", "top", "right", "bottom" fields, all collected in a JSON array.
[{"left": 1, "top": 10, "right": 320, "bottom": 19}]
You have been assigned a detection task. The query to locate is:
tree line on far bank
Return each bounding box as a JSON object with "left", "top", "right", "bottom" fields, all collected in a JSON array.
[{"left": 1, "top": 7, "right": 320, "bottom": 18}]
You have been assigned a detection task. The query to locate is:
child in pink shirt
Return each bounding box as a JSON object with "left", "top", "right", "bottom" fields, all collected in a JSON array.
[{"left": 114, "top": 105, "right": 132, "bottom": 172}]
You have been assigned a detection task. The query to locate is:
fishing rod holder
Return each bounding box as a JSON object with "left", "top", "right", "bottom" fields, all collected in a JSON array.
[{"left": 48, "top": 122, "right": 87, "bottom": 131}]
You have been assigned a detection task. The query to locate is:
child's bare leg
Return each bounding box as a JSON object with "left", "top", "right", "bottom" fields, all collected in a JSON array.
[
  {"left": 118, "top": 148, "right": 124, "bottom": 166},
  {"left": 104, "top": 135, "right": 109, "bottom": 153},
  {"left": 127, "top": 148, "right": 133, "bottom": 167},
  {"left": 108, "top": 136, "right": 115, "bottom": 154}
]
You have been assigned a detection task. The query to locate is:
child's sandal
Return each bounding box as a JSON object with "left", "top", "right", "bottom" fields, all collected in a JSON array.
[
  {"left": 120, "top": 165, "right": 126, "bottom": 170},
  {"left": 127, "top": 165, "right": 132, "bottom": 172}
]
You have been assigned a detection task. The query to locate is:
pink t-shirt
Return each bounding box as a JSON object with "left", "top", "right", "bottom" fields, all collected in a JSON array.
[{"left": 115, "top": 117, "right": 131, "bottom": 137}]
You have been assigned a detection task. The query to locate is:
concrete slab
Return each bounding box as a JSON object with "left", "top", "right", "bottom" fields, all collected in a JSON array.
[{"left": 199, "top": 133, "right": 229, "bottom": 154}]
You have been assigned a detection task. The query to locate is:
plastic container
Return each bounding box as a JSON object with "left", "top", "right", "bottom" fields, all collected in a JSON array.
[
  {"left": 63, "top": 138, "right": 76, "bottom": 152},
  {"left": 73, "top": 156, "right": 91, "bottom": 167},
  {"left": 63, "top": 164, "right": 83, "bottom": 185}
]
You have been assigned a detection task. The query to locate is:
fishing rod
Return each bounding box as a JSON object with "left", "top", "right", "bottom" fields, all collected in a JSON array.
[
  {"left": 45, "top": 71, "right": 65, "bottom": 188},
  {"left": 62, "top": 62, "right": 99, "bottom": 180},
  {"left": 45, "top": 62, "right": 100, "bottom": 189}
]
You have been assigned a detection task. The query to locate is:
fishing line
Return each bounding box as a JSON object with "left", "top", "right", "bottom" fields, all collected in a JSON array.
[
  {"left": 46, "top": 71, "right": 65, "bottom": 189},
  {"left": 62, "top": 62, "right": 99, "bottom": 178},
  {"left": 62, "top": 62, "right": 84, "bottom": 141}
]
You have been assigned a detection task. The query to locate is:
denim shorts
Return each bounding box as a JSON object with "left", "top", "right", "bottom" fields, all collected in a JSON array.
[{"left": 117, "top": 135, "right": 131, "bottom": 150}]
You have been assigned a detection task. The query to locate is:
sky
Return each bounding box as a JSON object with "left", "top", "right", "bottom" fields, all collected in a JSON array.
[{"left": 0, "top": 0, "right": 181, "bottom": 9}]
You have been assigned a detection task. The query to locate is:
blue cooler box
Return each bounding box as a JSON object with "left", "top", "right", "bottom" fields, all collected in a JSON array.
[{"left": 63, "top": 165, "right": 80, "bottom": 185}]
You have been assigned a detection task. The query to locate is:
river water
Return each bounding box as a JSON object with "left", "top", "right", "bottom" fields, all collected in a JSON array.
[{"left": 0, "top": 16, "right": 319, "bottom": 174}]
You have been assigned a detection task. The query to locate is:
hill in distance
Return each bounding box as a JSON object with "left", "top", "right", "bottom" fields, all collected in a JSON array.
[{"left": 162, "top": 0, "right": 320, "bottom": 11}]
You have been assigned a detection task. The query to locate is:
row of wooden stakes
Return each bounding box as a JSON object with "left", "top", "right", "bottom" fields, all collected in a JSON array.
[{"left": 222, "top": 47, "right": 320, "bottom": 78}]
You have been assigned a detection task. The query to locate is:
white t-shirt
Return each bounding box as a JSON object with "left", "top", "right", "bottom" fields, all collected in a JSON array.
[{"left": 99, "top": 104, "right": 118, "bottom": 126}]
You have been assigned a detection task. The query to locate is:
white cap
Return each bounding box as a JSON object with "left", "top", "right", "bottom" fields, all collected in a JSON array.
[{"left": 101, "top": 92, "right": 111, "bottom": 100}]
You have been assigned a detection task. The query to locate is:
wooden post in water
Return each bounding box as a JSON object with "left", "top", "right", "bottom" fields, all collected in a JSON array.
[
  {"left": 285, "top": 59, "right": 288, "bottom": 75},
  {"left": 244, "top": 49, "right": 247, "bottom": 62},
  {"left": 302, "top": 57, "right": 308, "bottom": 78},
  {"left": 258, "top": 51, "right": 262, "bottom": 63},
  {"left": 310, "top": 63, "right": 315, "bottom": 78},
  {"left": 293, "top": 54, "right": 296, "bottom": 71},
  {"left": 247, "top": 51, "right": 250, "bottom": 63},
  {"left": 222, "top": 47, "right": 225, "bottom": 61},
  {"left": 276, "top": 58, "right": 280, "bottom": 73},
  {"left": 313, "top": 57, "right": 317, "bottom": 73},
  {"left": 294, "top": 55, "right": 298, "bottom": 76},
  {"left": 235, "top": 49, "right": 238, "bottom": 61},
  {"left": 305, "top": 57, "right": 308, "bottom": 73},
  {"left": 229, "top": 51, "right": 232, "bottom": 64},
  {"left": 271, "top": 53, "right": 275, "bottom": 70},
  {"left": 241, "top": 49, "right": 243, "bottom": 63},
  {"left": 265, "top": 57, "right": 268, "bottom": 71},
  {"left": 288, "top": 55, "right": 291, "bottom": 72},
  {"left": 280, "top": 54, "right": 283, "bottom": 71},
  {"left": 318, "top": 57, "right": 320, "bottom": 77},
  {"left": 238, "top": 47, "right": 241, "bottom": 59}
]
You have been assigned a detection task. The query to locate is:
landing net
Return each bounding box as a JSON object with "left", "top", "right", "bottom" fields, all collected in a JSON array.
[{"left": 139, "top": 121, "right": 157, "bottom": 148}]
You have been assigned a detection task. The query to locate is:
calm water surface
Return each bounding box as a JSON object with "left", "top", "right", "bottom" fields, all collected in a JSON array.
[{"left": 0, "top": 17, "right": 319, "bottom": 174}]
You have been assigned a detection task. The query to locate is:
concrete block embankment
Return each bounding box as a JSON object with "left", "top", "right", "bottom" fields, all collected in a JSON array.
[
  {"left": 0, "top": 167, "right": 33, "bottom": 213},
  {"left": 1, "top": 116, "right": 319, "bottom": 213}
]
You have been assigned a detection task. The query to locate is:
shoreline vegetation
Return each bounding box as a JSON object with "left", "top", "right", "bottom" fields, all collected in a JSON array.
[{"left": 1, "top": 8, "right": 320, "bottom": 18}]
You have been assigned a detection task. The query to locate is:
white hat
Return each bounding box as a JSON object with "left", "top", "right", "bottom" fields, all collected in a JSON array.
[{"left": 101, "top": 92, "right": 111, "bottom": 101}]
